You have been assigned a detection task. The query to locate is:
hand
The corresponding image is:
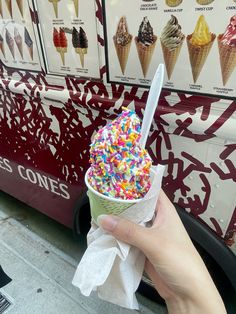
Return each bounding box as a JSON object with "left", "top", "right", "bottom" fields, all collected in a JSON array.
[{"left": 98, "top": 190, "right": 226, "bottom": 314}]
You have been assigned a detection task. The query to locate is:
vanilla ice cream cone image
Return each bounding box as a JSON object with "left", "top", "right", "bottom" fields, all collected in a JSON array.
[
  {"left": 86, "top": 108, "right": 153, "bottom": 222},
  {"left": 135, "top": 17, "right": 157, "bottom": 77},
  {"left": 187, "top": 15, "right": 215, "bottom": 83},
  {"left": 16, "top": 0, "right": 24, "bottom": 17},
  {"left": 5, "top": 0, "right": 12, "bottom": 18},
  {"left": 113, "top": 16, "right": 132, "bottom": 75},
  {"left": 166, "top": 0, "right": 183, "bottom": 7},
  {"left": 49, "top": 0, "right": 60, "bottom": 19},
  {"left": 72, "top": 27, "right": 88, "bottom": 68},
  {"left": 72, "top": 0, "right": 79, "bottom": 18},
  {"left": 197, "top": 0, "right": 214, "bottom": 4},
  {"left": 217, "top": 15, "right": 236, "bottom": 85},
  {"left": 160, "top": 15, "right": 185, "bottom": 80}
]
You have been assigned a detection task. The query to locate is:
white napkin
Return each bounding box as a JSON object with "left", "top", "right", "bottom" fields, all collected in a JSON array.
[{"left": 72, "top": 164, "right": 165, "bottom": 309}]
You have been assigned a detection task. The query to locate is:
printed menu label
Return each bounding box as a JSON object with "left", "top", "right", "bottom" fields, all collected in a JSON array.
[
  {"left": 36, "top": 0, "right": 100, "bottom": 78},
  {"left": 103, "top": 0, "right": 236, "bottom": 98},
  {"left": 0, "top": 0, "right": 42, "bottom": 71}
]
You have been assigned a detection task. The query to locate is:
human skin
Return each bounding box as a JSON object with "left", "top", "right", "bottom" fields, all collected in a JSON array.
[{"left": 97, "top": 190, "right": 226, "bottom": 314}]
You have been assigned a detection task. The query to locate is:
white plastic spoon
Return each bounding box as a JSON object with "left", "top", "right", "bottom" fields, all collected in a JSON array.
[{"left": 140, "top": 63, "right": 164, "bottom": 148}]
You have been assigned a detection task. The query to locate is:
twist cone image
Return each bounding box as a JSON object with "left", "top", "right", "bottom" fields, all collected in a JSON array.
[
  {"left": 6, "top": 29, "right": 14, "bottom": 59},
  {"left": 197, "top": 0, "right": 214, "bottom": 4},
  {"left": 53, "top": 27, "right": 68, "bottom": 66},
  {"left": 166, "top": 0, "right": 183, "bottom": 7},
  {"left": 217, "top": 15, "right": 236, "bottom": 85},
  {"left": 0, "top": 0, "right": 3, "bottom": 18},
  {"left": 16, "top": 0, "right": 24, "bottom": 17},
  {"left": 5, "top": 0, "right": 12, "bottom": 18},
  {"left": 14, "top": 27, "right": 23, "bottom": 59},
  {"left": 187, "top": 15, "right": 215, "bottom": 83},
  {"left": 49, "top": 0, "right": 60, "bottom": 19},
  {"left": 72, "top": 0, "right": 79, "bottom": 18},
  {"left": 160, "top": 15, "right": 185, "bottom": 80},
  {"left": 0, "top": 34, "right": 5, "bottom": 57},
  {"left": 113, "top": 16, "right": 132, "bottom": 75},
  {"left": 72, "top": 27, "right": 88, "bottom": 68},
  {"left": 24, "top": 27, "right": 34, "bottom": 60},
  {"left": 135, "top": 17, "right": 157, "bottom": 77}
]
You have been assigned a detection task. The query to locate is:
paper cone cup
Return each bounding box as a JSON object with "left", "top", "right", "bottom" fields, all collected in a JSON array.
[
  {"left": 5, "top": 0, "right": 12, "bottom": 18},
  {"left": 85, "top": 168, "right": 156, "bottom": 223},
  {"left": 217, "top": 35, "right": 236, "bottom": 86},
  {"left": 165, "top": 0, "right": 183, "bottom": 6},
  {"left": 73, "top": 0, "right": 79, "bottom": 18},
  {"left": 135, "top": 36, "right": 157, "bottom": 78},
  {"left": 187, "top": 33, "right": 215, "bottom": 83},
  {"left": 16, "top": 0, "right": 24, "bottom": 17},
  {"left": 161, "top": 38, "right": 184, "bottom": 80},
  {"left": 0, "top": 0, "right": 3, "bottom": 18},
  {"left": 113, "top": 36, "right": 132, "bottom": 75}
]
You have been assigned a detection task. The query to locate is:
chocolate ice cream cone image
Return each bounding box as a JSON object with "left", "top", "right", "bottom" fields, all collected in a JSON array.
[
  {"left": 160, "top": 15, "right": 185, "bottom": 80},
  {"left": 24, "top": 27, "right": 34, "bottom": 60},
  {"left": 0, "top": 34, "right": 5, "bottom": 57},
  {"left": 49, "top": 0, "right": 60, "bottom": 19},
  {"left": 5, "top": 0, "right": 12, "bottom": 18},
  {"left": 72, "top": 27, "right": 88, "bottom": 68},
  {"left": 6, "top": 29, "right": 14, "bottom": 59},
  {"left": 14, "top": 27, "right": 23, "bottom": 59},
  {"left": 0, "top": 0, "right": 3, "bottom": 18},
  {"left": 72, "top": 0, "right": 79, "bottom": 18},
  {"left": 187, "top": 15, "right": 215, "bottom": 83},
  {"left": 16, "top": 0, "right": 24, "bottom": 18},
  {"left": 113, "top": 16, "right": 132, "bottom": 75},
  {"left": 217, "top": 15, "right": 236, "bottom": 85},
  {"left": 135, "top": 17, "right": 157, "bottom": 77}
]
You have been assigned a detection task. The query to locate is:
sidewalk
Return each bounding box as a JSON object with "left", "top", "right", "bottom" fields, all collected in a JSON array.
[{"left": 0, "top": 205, "right": 166, "bottom": 314}]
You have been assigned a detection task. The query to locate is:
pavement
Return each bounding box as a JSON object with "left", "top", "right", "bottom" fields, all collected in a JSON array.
[{"left": 0, "top": 191, "right": 167, "bottom": 314}]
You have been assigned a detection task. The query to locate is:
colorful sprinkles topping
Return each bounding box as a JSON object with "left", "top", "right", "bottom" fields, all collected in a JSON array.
[{"left": 88, "top": 108, "right": 152, "bottom": 200}]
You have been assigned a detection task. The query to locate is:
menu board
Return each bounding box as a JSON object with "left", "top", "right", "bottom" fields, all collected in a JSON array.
[
  {"left": 0, "top": 0, "right": 42, "bottom": 71},
  {"left": 36, "top": 0, "right": 100, "bottom": 78},
  {"left": 103, "top": 0, "right": 236, "bottom": 98}
]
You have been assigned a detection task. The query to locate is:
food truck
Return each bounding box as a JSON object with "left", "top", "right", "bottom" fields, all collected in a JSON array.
[{"left": 0, "top": 0, "right": 235, "bottom": 304}]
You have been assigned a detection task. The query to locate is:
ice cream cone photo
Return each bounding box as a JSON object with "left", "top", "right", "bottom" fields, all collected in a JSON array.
[
  {"left": 5, "top": 0, "right": 12, "bottom": 18},
  {"left": 72, "top": 27, "right": 88, "bottom": 68},
  {"left": 16, "top": 0, "right": 24, "bottom": 18},
  {"left": 72, "top": 0, "right": 79, "bottom": 18},
  {"left": 196, "top": 0, "right": 214, "bottom": 4},
  {"left": 135, "top": 17, "right": 157, "bottom": 78},
  {"left": 217, "top": 15, "right": 236, "bottom": 86},
  {"left": 14, "top": 27, "right": 23, "bottom": 59},
  {"left": 49, "top": 0, "right": 61, "bottom": 19},
  {"left": 113, "top": 16, "right": 132, "bottom": 75},
  {"left": 160, "top": 15, "right": 185, "bottom": 80},
  {"left": 24, "top": 27, "right": 34, "bottom": 60},
  {"left": 187, "top": 15, "right": 215, "bottom": 83},
  {"left": 5, "top": 28, "right": 14, "bottom": 59},
  {"left": 53, "top": 27, "right": 68, "bottom": 66},
  {"left": 165, "top": 0, "right": 183, "bottom": 7}
]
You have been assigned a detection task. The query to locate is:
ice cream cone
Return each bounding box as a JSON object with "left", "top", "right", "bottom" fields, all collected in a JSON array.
[
  {"left": 113, "top": 37, "right": 132, "bottom": 75},
  {"left": 73, "top": 0, "right": 79, "bottom": 18},
  {"left": 161, "top": 39, "right": 184, "bottom": 80},
  {"left": 187, "top": 33, "right": 215, "bottom": 83},
  {"left": 75, "top": 47, "right": 87, "bottom": 68},
  {"left": 16, "top": 0, "right": 24, "bottom": 17},
  {"left": 0, "top": 42, "right": 5, "bottom": 57},
  {"left": 49, "top": 0, "right": 59, "bottom": 18},
  {"left": 0, "top": 0, "right": 3, "bottom": 18},
  {"left": 5, "top": 0, "right": 12, "bottom": 18},
  {"left": 165, "top": 0, "right": 183, "bottom": 6},
  {"left": 218, "top": 34, "right": 236, "bottom": 86},
  {"left": 135, "top": 35, "right": 157, "bottom": 78},
  {"left": 197, "top": 0, "right": 214, "bottom": 4}
]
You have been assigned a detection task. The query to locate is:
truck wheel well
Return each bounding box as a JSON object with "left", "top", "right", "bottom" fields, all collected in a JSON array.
[{"left": 73, "top": 192, "right": 91, "bottom": 237}]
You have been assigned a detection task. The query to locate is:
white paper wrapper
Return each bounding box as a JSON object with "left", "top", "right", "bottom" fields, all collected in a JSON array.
[{"left": 72, "top": 164, "right": 165, "bottom": 309}]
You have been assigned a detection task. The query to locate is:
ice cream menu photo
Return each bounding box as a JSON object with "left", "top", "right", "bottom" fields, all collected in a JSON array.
[
  {"left": 35, "top": 0, "right": 100, "bottom": 78},
  {"left": 103, "top": 0, "right": 236, "bottom": 98},
  {"left": 0, "top": 0, "right": 42, "bottom": 71}
]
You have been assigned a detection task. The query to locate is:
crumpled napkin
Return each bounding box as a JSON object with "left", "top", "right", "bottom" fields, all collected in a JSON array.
[{"left": 72, "top": 164, "right": 165, "bottom": 309}]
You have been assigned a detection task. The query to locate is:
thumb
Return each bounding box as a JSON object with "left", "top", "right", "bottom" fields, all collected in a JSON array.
[{"left": 97, "top": 215, "right": 149, "bottom": 250}]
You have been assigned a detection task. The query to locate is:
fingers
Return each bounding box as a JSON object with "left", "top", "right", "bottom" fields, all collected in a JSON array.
[{"left": 97, "top": 215, "right": 149, "bottom": 251}]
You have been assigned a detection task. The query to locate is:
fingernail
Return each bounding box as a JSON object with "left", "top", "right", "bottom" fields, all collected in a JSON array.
[{"left": 97, "top": 215, "right": 118, "bottom": 232}]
